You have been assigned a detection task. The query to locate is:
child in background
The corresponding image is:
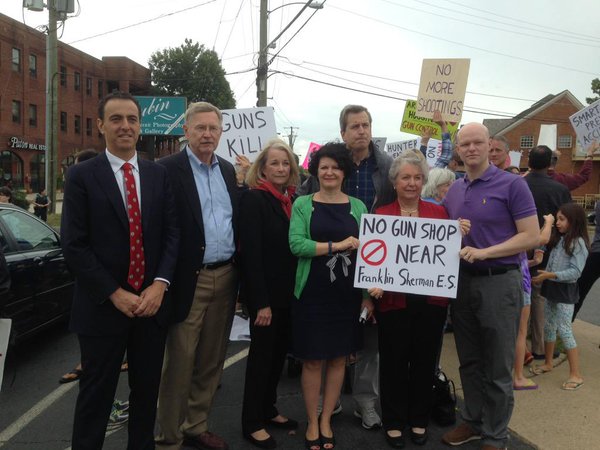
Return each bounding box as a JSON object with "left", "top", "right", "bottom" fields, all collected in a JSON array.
[
  {"left": 513, "top": 214, "right": 554, "bottom": 390},
  {"left": 531, "top": 203, "right": 590, "bottom": 390}
]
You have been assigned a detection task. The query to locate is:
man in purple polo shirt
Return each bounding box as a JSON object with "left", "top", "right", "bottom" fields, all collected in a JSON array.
[{"left": 441, "top": 123, "right": 539, "bottom": 450}]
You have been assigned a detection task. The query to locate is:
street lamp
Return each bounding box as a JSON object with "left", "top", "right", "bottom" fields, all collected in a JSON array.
[{"left": 256, "top": 0, "right": 324, "bottom": 107}]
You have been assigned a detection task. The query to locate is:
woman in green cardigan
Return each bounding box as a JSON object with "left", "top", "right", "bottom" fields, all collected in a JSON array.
[{"left": 289, "top": 143, "right": 372, "bottom": 450}]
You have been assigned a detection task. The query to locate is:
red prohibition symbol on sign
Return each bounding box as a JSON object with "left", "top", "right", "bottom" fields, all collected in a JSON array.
[{"left": 361, "top": 239, "right": 387, "bottom": 266}]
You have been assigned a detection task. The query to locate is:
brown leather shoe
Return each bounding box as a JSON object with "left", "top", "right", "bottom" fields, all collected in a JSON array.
[
  {"left": 441, "top": 423, "right": 480, "bottom": 446},
  {"left": 183, "top": 431, "right": 229, "bottom": 450}
]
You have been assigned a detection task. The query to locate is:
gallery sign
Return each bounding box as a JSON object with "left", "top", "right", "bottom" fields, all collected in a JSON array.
[{"left": 136, "top": 96, "right": 187, "bottom": 135}]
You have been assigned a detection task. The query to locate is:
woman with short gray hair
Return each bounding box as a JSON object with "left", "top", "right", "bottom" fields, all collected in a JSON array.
[{"left": 422, "top": 168, "right": 455, "bottom": 205}]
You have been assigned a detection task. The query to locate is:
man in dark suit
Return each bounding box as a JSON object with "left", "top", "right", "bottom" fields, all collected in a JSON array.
[
  {"left": 155, "top": 102, "right": 239, "bottom": 450},
  {"left": 61, "top": 91, "right": 179, "bottom": 450}
]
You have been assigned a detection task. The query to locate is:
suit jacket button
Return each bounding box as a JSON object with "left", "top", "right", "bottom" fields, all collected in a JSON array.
[
  {"left": 201, "top": 246, "right": 205, "bottom": 251},
  {"left": 195, "top": 270, "right": 200, "bottom": 275}
]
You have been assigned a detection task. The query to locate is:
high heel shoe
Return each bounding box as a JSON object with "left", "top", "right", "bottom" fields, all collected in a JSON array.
[
  {"left": 243, "top": 431, "right": 277, "bottom": 449},
  {"left": 320, "top": 432, "right": 335, "bottom": 450}
]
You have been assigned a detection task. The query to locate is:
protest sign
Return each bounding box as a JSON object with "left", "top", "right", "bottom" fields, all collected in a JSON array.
[
  {"left": 400, "top": 100, "right": 459, "bottom": 140},
  {"left": 569, "top": 98, "right": 600, "bottom": 149},
  {"left": 0, "top": 319, "right": 11, "bottom": 392},
  {"left": 416, "top": 59, "right": 470, "bottom": 123},
  {"left": 372, "top": 137, "right": 387, "bottom": 153},
  {"left": 509, "top": 151, "right": 522, "bottom": 168},
  {"left": 538, "top": 124, "right": 557, "bottom": 150},
  {"left": 354, "top": 214, "right": 461, "bottom": 298},
  {"left": 301, "top": 142, "right": 322, "bottom": 169},
  {"left": 215, "top": 106, "right": 277, "bottom": 164},
  {"left": 386, "top": 138, "right": 441, "bottom": 167}
]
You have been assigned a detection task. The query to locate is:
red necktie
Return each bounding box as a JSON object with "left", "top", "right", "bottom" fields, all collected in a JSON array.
[{"left": 122, "top": 162, "right": 145, "bottom": 290}]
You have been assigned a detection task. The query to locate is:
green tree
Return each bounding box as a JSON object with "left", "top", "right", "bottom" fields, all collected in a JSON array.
[
  {"left": 586, "top": 77, "right": 600, "bottom": 104},
  {"left": 149, "top": 39, "right": 236, "bottom": 109}
]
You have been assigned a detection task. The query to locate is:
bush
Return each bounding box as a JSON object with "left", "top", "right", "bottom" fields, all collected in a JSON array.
[{"left": 11, "top": 189, "right": 30, "bottom": 210}]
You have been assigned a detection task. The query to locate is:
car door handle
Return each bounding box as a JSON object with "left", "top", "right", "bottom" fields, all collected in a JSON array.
[{"left": 33, "top": 257, "right": 44, "bottom": 267}]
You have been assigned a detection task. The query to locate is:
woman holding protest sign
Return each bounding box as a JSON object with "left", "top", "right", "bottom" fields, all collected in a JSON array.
[
  {"left": 239, "top": 139, "right": 301, "bottom": 449},
  {"left": 368, "top": 152, "right": 469, "bottom": 448},
  {"left": 289, "top": 143, "right": 370, "bottom": 450}
]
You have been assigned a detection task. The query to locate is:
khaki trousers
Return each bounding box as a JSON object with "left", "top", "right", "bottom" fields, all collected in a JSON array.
[{"left": 155, "top": 264, "right": 238, "bottom": 450}]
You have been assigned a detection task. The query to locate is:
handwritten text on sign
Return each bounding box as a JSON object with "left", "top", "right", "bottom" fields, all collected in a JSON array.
[
  {"left": 215, "top": 106, "right": 277, "bottom": 164},
  {"left": 400, "top": 100, "right": 458, "bottom": 140},
  {"left": 386, "top": 138, "right": 441, "bottom": 167},
  {"left": 569, "top": 98, "right": 600, "bottom": 149},
  {"left": 354, "top": 214, "right": 462, "bottom": 298},
  {"left": 417, "top": 59, "right": 470, "bottom": 123}
]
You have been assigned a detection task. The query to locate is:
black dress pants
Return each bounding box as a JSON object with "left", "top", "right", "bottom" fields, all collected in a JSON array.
[
  {"left": 72, "top": 318, "right": 167, "bottom": 450},
  {"left": 241, "top": 307, "right": 291, "bottom": 434},
  {"left": 376, "top": 297, "right": 447, "bottom": 431},
  {"left": 573, "top": 251, "right": 600, "bottom": 320}
]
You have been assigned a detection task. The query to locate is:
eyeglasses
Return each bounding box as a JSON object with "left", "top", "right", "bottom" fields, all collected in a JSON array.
[{"left": 194, "top": 125, "right": 222, "bottom": 135}]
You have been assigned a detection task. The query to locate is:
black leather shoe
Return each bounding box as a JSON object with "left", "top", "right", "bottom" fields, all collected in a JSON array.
[
  {"left": 385, "top": 431, "right": 405, "bottom": 448},
  {"left": 410, "top": 429, "right": 428, "bottom": 446},
  {"left": 243, "top": 432, "right": 277, "bottom": 449},
  {"left": 268, "top": 417, "right": 298, "bottom": 430}
]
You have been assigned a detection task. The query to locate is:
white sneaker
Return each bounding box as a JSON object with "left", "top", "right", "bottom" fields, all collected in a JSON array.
[
  {"left": 317, "top": 399, "right": 342, "bottom": 416},
  {"left": 354, "top": 407, "right": 382, "bottom": 429}
]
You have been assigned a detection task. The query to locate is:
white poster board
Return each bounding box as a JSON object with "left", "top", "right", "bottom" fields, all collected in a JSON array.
[
  {"left": 569, "top": 99, "right": 600, "bottom": 149},
  {"left": 0, "top": 319, "right": 11, "bottom": 391},
  {"left": 386, "top": 138, "right": 441, "bottom": 167},
  {"left": 354, "top": 214, "right": 462, "bottom": 298},
  {"left": 215, "top": 107, "right": 278, "bottom": 164},
  {"left": 538, "top": 124, "right": 557, "bottom": 150},
  {"left": 509, "top": 150, "right": 522, "bottom": 167},
  {"left": 417, "top": 58, "right": 470, "bottom": 123}
]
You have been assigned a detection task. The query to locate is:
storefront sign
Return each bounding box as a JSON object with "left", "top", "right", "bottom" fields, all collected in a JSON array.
[
  {"left": 8, "top": 137, "right": 47, "bottom": 151},
  {"left": 136, "top": 96, "right": 187, "bottom": 135}
]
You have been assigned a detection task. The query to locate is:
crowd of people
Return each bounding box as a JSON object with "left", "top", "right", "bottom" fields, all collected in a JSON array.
[{"left": 56, "top": 92, "right": 600, "bottom": 450}]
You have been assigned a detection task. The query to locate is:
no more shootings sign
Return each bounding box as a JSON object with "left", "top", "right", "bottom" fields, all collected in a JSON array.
[{"left": 354, "top": 214, "right": 462, "bottom": 298}]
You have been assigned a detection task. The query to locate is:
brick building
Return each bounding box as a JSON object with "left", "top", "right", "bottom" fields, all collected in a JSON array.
[
  {"left": 483, "top": 90, "right": 598, "bottom": 196},
  {"left": 0, "top": 12, "right": 151, "bottom": 192}
]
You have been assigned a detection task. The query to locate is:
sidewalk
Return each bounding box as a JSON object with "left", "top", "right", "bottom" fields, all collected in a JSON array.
[{"left": 440, "top": 319, "right": 600, "bottom": 450}]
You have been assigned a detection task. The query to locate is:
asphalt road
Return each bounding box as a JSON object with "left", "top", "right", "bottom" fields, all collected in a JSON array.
[{"left": 1, "top": 277, "right": 598, "bottom": 449}]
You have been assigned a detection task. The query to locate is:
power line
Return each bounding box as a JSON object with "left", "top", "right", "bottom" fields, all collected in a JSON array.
[
  {"left": 437, "top": 0, "right": 600, "bottom": 42},
  {"left": 213, "top": 0, "right": 228, "bottom": 50},
  {"left": 378, "top": 0, "right": 600, "bottom": 49},
  {"left": 68, "top": 0, "right": 216, "bottom": 44},
  {"left": 328, "top": 4, "right": 599, "bottom": 76},
  {"left": 221, "top": 0, "right": 247, "bottom": 58},
  {"left": 268, "top": 69, "right": 575, "bottom": 123}
]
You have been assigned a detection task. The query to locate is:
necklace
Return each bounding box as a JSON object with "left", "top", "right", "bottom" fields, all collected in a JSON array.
[{"left": 400, "top": 206, "right": 419, "bottom": 216}]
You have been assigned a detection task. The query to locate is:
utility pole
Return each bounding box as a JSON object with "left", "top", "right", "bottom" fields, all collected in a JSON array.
[
  {"left": 285, "top": 126, "right": 298, "bottom": 149},
  {"left": 256, "top": 1, "right": 323, "bottom": 107},
  {"left": 256, "top": 0, "right": 268, "bottom": 107},
  {"left": 45, "top": 0, "right": 59, "bottom": 214}
]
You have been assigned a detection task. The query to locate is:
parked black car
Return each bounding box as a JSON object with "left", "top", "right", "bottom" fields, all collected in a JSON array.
[{"left": 0, "top": 203, "right": 74, "bottom": 344}]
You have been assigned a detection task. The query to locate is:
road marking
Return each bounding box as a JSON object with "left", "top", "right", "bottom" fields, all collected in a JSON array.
[
  {"left": 54, "top": 346, "right": 250, "bottom": 450},
  {"left": 0, "top": 382, "right": 78, "bottom": 447}
]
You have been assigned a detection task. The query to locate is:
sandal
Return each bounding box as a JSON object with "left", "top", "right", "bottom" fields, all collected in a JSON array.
[
  {"left": 59, "top": 368, "right": 83, "bottom": 384},
  {"left": 305, "top": 437, "right": 321, "bottom": 450},
  {"left": 529, "top": 365, "right": 552, "bottom": 376},
  {"left": 561, "top": 380, "right": 584, "bottom": 391},
  {"left": 320, "top": 432, "right": 335, "bottom": 450}
]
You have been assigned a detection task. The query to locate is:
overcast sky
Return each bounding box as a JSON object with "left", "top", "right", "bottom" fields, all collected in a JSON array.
[{"left": 4, "top": 0, "right": 599, "bottom": 158}]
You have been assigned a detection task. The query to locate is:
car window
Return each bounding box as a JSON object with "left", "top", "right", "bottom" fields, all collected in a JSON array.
[
  {"left": 0, "top": 209, "right": 59, "bottom": 253},
  {"left": 0, "top": 227, "right": 8, "bottom": 254}
]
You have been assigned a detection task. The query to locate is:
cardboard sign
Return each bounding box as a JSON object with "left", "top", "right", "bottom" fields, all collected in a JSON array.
[
  {"left": 509, "top": 151, "right": 522, "bottom": 168},
  {"left": 354, "top": 214, "right": 462, "bottom": 298},
  {"left": 386, "top": 138, "right": 441, "bottom": 167},
  {"left": 569, "top": 99, "right": 600, "bottom": 149},
  {"left": 416, "top": 59, "right": 470, "bottom": 123},
  {"left": 301, "top": 142, "right": 322, "bottom": 169},
  {"left": 0, "top": 319, "right": 11, "bottom": 391},
  {"left": 400, "top": 100, "right": 459, "bottom": 140},
  {"left": 215, "top": 107, "right": 278, "bottom": 164}
]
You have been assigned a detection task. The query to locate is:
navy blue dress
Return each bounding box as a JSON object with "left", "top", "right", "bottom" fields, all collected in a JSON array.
[{"left": 292, "top": 201, "right": 362, "bottom": 360}]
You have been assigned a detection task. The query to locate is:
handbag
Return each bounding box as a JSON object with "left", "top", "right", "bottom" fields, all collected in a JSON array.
[{"left": 431, "top": 370, "right": 457, "bottom": 426}]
